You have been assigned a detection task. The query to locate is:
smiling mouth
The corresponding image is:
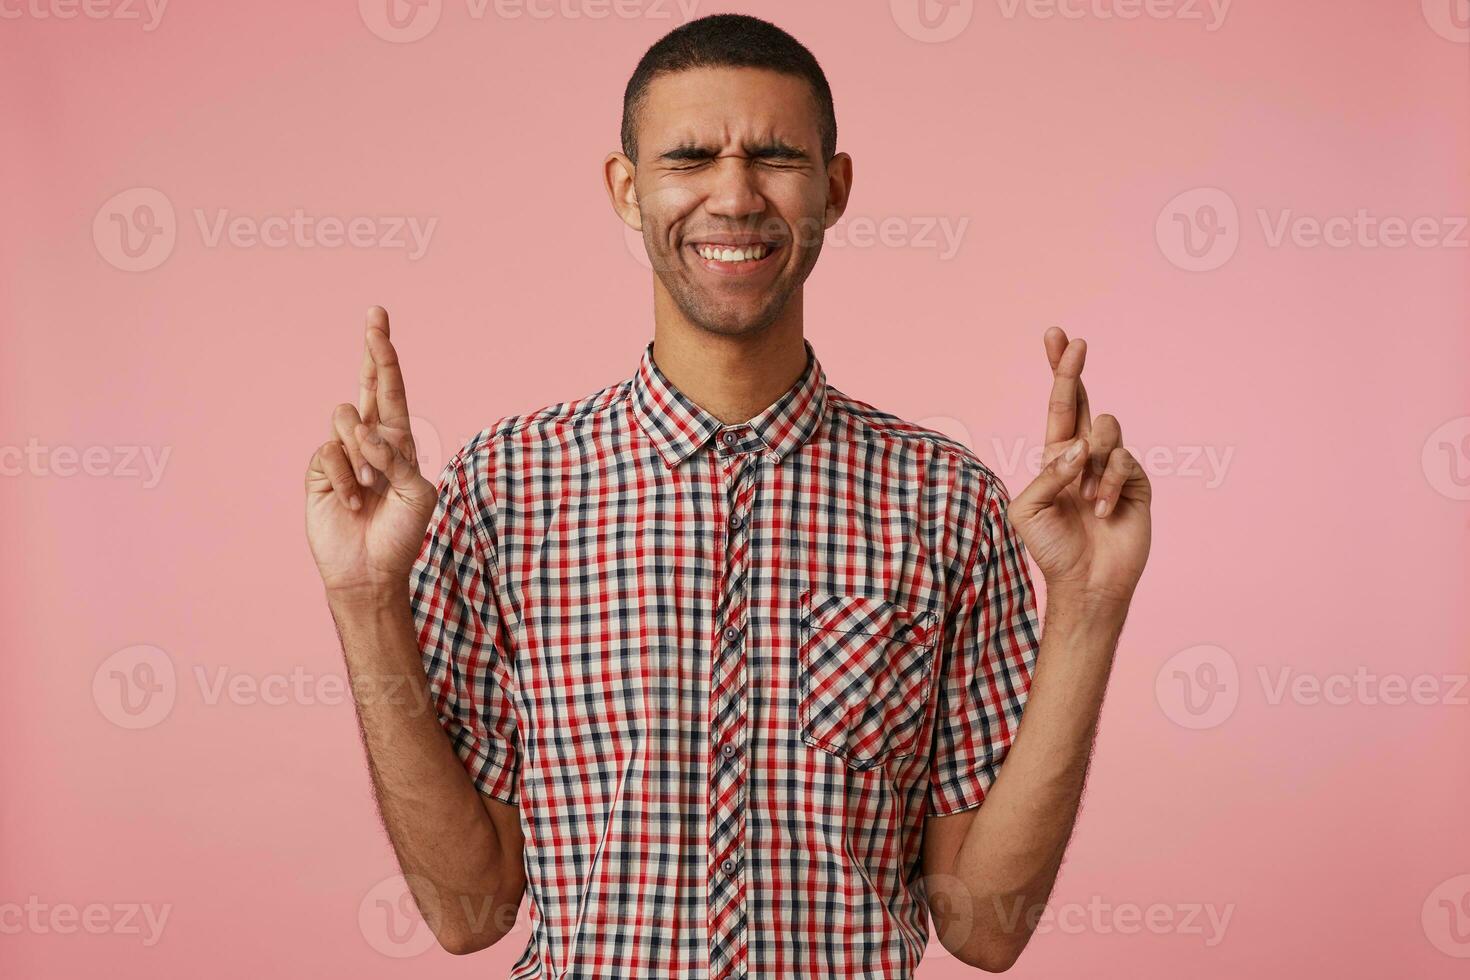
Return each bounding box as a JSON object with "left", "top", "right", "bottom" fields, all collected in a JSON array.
[{"left": 687, "top": 241, "right": 782, "bottom": 274}]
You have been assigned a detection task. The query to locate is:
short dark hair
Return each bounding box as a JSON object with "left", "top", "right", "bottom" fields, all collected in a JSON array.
[{"left": 620, "top": 13, "right": 837, "bottom": 165}]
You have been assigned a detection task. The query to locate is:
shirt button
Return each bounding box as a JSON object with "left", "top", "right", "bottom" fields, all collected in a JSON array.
[
  {"left": 720, "top": 741, "right": 736, "bottom": 758},
  {"left": 728, "top": 514, "right": 743, "bottom": 529},
  {"left": 723, "top": 626, "right": 740, "bottom": 642},
  {"left": 720, "top": 858, "right": 736, "bottom": 875},
  {"left": 721, "top": 431, "right": 737, "bottom": 446}
]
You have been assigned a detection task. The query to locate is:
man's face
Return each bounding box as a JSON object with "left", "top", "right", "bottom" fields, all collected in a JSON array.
[{"left": 621, "top": 67, "right": 848, "bottom": 337}]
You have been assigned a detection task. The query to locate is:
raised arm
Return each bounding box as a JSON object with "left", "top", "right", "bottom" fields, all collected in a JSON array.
[
  {"left": 921, "top": 326, "right": 1152, "bottom": 972},
  {"left": 305, "top": 306, "right": 525, "bottom": 955}
]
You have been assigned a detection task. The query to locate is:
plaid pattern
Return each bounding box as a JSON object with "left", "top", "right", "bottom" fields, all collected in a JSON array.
[{"left": 410, "top": 338, "right": 1041, "bottom": 979}]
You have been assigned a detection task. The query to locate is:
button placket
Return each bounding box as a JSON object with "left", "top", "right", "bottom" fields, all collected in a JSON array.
[{"left": 706, "top": 452, "right": 758, "bottom": 980}]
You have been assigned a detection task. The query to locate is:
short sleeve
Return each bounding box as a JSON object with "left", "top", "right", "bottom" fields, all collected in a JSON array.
[
  {"left": 409, "top": 452, "right": 521, "bottom": 805},
  {"left": 926, "top": 473, "right": 1041, "bottom": 816}
]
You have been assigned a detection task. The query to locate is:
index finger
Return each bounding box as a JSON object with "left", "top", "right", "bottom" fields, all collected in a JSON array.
[
  {"left": 358, "top": 306, "right": 391, "bottom": 423},
  {"left": 366, "top": 320, "right": 411, "bottom": 426}
]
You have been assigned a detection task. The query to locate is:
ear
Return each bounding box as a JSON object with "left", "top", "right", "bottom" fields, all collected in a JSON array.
[
  {"left": 821, "top": 152, "right": 854, "bottom": 230},
  {"left": 604, "top": 152, "right": 641, "bottom": 231}
]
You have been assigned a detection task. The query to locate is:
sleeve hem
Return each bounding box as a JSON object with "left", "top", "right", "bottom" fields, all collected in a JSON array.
[
  {"left": 450, "top": 729, "right": 520, "bottom": 806},
  {"left": 927, "top": 767, "right": 997, "bottom": 817}
]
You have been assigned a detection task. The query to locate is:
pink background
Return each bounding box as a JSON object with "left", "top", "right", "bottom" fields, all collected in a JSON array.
[{"left": 4, "top": 1, "right": 1468, "bottom": 976}]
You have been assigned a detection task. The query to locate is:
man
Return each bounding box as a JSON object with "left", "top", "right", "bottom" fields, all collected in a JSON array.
[{"left": 305, "top": 13, "right": 1150, "bottom": 978}]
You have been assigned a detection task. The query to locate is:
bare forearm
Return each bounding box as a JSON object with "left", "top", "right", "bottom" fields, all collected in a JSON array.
[
  {"left": 940, "top": 596, "right": 1125, "bottom": 966},
  {"left": 328, "top": 591, "right": 523, "bottom": 952}
]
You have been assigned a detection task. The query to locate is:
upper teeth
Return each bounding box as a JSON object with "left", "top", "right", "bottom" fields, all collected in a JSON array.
[{"left": 698, "top": 244, "right": 769, "bottom": 262}]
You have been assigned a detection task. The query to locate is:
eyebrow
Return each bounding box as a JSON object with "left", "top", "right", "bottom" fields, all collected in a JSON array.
[{"left": 658, "top": 139, "right": 810, "bottom": 163}]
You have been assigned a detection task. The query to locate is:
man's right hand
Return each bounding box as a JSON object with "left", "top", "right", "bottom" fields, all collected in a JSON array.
[{"left": 305, "top": 306, "right": 437, "bottom": 602}]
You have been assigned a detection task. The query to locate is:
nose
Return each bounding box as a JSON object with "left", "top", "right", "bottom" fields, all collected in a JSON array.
[{"left": 703, "top": 157, "right": 767, "bottom": 222}]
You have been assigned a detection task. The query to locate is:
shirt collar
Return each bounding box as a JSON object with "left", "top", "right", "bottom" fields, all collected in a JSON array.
[{"left": 630, "top": 337, "right": 828, "bottom": 469}]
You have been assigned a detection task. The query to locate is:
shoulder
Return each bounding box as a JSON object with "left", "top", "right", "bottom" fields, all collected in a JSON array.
[
  {"left": 439, "top": 375, "right": 633, "bottom": 481},
  {"left": 822, "top": 384, "right": 1012, "bottom": 502}
]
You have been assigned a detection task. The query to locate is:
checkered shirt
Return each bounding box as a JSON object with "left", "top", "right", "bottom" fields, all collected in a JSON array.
[{"left": 409, "top": 338, "right": 1041, "bottom": 979}]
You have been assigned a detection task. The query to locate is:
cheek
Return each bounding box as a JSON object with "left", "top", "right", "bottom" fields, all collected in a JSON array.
[
  {"left": 762, "top": 184, "right": 830, "bottom": 249},
  {"left": 639, "top": 184, "right": 703, "bottom": 241}
]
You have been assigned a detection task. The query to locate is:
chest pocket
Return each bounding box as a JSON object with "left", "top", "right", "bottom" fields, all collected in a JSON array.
[{"left": 797, "top": 588, "right": 941, "bottom": 771}]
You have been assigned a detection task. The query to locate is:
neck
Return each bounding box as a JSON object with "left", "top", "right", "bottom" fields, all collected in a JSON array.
[{"left": 649, "top": 289, "right": 808, "bottom": 425}]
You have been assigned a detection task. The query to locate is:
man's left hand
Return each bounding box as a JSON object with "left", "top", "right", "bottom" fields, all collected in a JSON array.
[{"left": 1007, "top": 326, "right": 1153, "bottom": 612}]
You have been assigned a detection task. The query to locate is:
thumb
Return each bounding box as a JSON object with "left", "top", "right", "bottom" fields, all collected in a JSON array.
[
  {"left": 1010, "top": 437, "right": 1088, "bottom": 524},
  {"left": 355, "top": 422, "right": 425, "bottom": 492}
]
